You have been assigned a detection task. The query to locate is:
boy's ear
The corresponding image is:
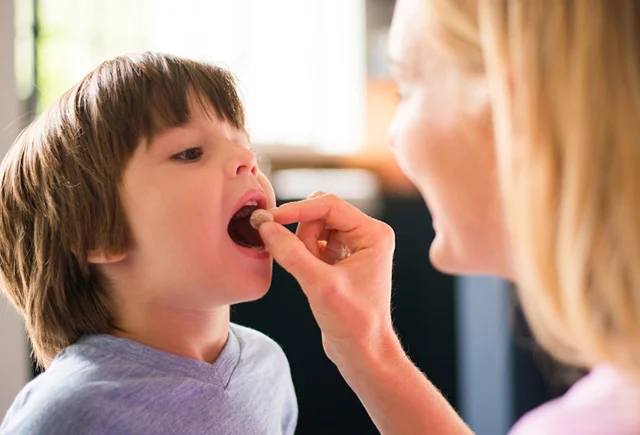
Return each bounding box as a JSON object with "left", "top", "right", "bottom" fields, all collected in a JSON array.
[{"left": 87, "top": 249, "right": 127, "bottom": 264}]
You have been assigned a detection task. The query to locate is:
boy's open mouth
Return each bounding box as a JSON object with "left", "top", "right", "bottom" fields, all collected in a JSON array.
[{"left": 228, "top": 204, "right": 265, "bottom": 250}]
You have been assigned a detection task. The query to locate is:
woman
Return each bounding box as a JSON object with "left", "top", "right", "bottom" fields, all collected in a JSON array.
[{"left": 258, "top": 0, "right": 640, "bottom": 433}]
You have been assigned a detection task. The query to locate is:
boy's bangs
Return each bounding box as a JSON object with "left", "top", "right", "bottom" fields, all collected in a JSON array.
[{"left": 144, "top": 64, "right": 245, "bottom": 140}]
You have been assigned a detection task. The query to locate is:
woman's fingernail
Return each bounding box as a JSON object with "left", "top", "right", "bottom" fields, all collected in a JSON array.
[{"left": 306, "top": 190, "right": 326, "bottom": 199}]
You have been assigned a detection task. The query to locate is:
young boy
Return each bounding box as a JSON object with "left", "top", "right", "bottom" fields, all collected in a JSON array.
[{"left": 0, "top": 52, "right": 297, "bottom": 434}]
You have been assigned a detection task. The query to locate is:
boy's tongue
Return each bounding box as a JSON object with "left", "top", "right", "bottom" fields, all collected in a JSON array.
[{"left": 228, "top": 205, "right": 264, "bottom": 249}]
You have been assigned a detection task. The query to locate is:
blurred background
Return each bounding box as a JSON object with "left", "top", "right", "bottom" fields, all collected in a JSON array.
[{"left": 0, "top": 0, "right": 583, "bottom": 434}]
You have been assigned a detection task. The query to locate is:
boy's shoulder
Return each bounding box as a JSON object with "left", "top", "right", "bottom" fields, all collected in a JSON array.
[
  {"left": 0, "top": 336, "right": 174, "bottom": 434},
  {"left": 0, "top": 367, "right": 133, "bottom": 434},
  {"left": 1, "top": 327, "right": 296, "bottom": 435}
]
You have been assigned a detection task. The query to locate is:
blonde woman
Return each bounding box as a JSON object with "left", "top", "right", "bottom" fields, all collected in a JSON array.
[{"left": 257, "top": 0, "right": 640, "bottom": 433}]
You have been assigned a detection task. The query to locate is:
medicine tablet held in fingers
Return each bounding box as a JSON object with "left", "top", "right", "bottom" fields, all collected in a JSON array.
[{"left": 250, "top": 209, "right": 274, "bottom": 230}]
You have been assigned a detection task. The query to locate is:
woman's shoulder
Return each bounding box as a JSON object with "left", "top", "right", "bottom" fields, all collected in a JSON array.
[{"left": 509, "top": 365, "right": 640, "bottom": 435}]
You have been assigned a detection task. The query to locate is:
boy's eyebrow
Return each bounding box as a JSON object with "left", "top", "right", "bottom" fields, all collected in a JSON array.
[
  {"left": 145, "top": 126, "right": 186, "bottom": 150},
  {"left": 146, "top": 126, "right": 252, "bottom": 150}
]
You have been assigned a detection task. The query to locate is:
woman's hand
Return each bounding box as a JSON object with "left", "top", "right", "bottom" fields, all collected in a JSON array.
[
  {"left": 259, "top": 192, "right": 470, "bottom": 435},
  {"left": 259, "top": 192, "right": 472, "bottom": 435},
  {"left": 258, "top": 191, "right": 400, "bottom": 370}
]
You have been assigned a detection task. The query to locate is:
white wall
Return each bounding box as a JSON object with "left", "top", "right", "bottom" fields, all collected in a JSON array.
[{"left": 0, "top": 0, "right": 31, "bottom": 420}]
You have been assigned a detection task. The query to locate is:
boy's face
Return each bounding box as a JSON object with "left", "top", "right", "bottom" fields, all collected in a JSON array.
[{"left": 117, "top": 98, "right": 276, "bottom": 308}]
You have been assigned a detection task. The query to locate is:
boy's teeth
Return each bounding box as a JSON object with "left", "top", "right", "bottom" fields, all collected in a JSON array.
[{"left": 245, "top": 200, "right": 258, "bottom": 206}]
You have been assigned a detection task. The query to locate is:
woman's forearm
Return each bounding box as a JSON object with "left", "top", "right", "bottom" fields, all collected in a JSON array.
[{"left": 338, "top": 333, "right": 474, "bottom": 435}]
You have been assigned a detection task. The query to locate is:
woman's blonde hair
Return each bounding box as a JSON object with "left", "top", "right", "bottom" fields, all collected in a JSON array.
[
  {"left": 0, "top": 52, "right": 244, "bottom": 368},
  {"left": 428, "top": 0, "right": 640, "bottom": 376}
]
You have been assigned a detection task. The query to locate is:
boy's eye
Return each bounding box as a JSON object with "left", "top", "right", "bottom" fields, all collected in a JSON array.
[{"left": 172, "top": 147, "right": 203, "bottom": 162}]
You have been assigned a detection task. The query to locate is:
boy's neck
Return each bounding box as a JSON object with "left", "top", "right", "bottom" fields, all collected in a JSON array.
[{"left": 110, "top": 301, "right": 231, "bottom": 364}]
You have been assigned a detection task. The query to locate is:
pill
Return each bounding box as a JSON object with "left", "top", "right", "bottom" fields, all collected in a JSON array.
[{"left": 250, "top": 209, "right": 274, "bottom": 230}]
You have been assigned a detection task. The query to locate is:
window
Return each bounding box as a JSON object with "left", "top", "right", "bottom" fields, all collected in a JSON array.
[{"left": 32, "top": 0, "right": 367, "bottom": 154}]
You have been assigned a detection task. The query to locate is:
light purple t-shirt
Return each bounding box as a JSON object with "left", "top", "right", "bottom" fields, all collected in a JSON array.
[
  {"left": 0, "top": 323, "right": 298, "bottom": 434},
  {"left": 509, "top": 365, "right": 640, "bottom": 435}
]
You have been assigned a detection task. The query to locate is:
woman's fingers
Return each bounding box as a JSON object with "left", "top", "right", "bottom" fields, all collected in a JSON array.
[
  {"left": 271, "top": 193, "right": 387, "bottom": 256},
  {"left": 258, "top": 193, "right": 397, "bottom": 370},
  {"left": 295, "top": 220, "right": 326, "bottom": 258},
  {"left": 318, "top": 231, "right": 351, "bottom": 264},
  {"left": 258, "top": 221, "right": 331, "bottom": 290},
  {"left": 270, "top": 193, "right": 367, "bottom": 232}
]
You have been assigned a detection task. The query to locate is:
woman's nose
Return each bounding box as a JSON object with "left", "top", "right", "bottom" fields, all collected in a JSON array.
[{"left": 226, "top": 145, "right": 258, "bottom": 178}]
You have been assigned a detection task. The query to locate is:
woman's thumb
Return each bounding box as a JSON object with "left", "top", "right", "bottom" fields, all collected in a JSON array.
[{"left": 259, "top": 221, "right": 326, "bottom": 289}]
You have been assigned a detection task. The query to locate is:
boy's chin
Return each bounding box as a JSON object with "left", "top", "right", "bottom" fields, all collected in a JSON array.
[
  {"left": 229, "top": 276, "right": 272, "bottom": 304},
  {"left": 238, "top": 285, "right": 271, "bottom": 304}
]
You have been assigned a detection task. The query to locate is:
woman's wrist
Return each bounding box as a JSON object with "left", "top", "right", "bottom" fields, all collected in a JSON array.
[
  {"left": 334, "top": 326, "right": 407, "bottom": 392},
  {"left": 334, "top": 327, "right": 472, "bottom": 435}
]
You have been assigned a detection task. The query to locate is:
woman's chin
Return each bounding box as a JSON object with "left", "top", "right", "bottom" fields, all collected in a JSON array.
[
  {"left": 429, "top": 233, "right": 476, "bottom": 276},
  {"left": 429, "top": 245, "right": 456, "bottom": 275},
  {"left": 429, "top": 233, "right": 512, "bottom": 278}
]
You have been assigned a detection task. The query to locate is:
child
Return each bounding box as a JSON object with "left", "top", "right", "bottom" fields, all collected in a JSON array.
[{"left": 0, "top": 52, "right": 297, "bottom": 434}]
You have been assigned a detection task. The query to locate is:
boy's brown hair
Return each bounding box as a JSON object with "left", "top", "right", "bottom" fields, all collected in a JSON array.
[{"left": 0, "top": 52, "right": 245, "bottom": 368}]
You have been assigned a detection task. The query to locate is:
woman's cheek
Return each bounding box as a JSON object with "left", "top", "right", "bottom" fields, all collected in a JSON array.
[{"left": 390, "top": 106, "right": 429, "bottom": 182}]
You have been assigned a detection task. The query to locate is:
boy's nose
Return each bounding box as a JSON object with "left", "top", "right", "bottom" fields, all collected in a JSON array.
[{"left": 226, "top": 145, "right": 258, "bottom": 178}]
